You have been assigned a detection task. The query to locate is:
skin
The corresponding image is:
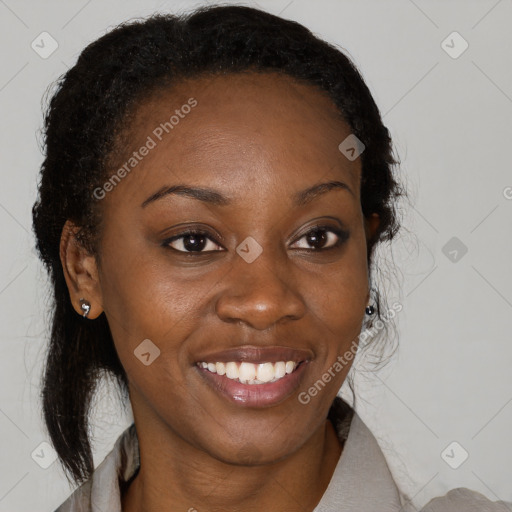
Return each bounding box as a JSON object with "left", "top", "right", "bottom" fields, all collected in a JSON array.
[{"left": 60, "top": 71, "right": 380, "bottom": 512}]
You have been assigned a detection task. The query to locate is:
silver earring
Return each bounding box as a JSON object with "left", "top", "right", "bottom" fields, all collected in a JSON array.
[
  {"left": 79, "top": 298, "right": 91, "bottom": 318},
  {"left": 366, "top": 285, "right": 376, "bottom": 315}
]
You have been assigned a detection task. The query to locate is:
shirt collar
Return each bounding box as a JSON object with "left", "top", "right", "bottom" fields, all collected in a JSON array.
[{"left": 55, "top": 397, "right": 402, "bottom": 512}]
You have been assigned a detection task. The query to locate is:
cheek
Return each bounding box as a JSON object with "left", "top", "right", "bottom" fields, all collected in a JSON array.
[
  {"left": 101, "top": 262, "right": 198, "bottom": 357},
  {"left": 98, "top": 222, "right": 196, "bottom": 327},
  {"left": 307, "top": 243, "right": 369, "bottom": 338},
  {"left": 98, "top": 238, "right": 220, "bottom": 395}
]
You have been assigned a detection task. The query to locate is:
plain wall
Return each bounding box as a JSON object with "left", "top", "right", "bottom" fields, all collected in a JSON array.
[{"left": 0, "top": 0, "right": 511, "bottom": 510}]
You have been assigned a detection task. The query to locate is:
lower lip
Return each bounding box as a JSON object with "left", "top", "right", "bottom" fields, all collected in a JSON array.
[{"left": 195, "top": 362, "right": 309, "bottom": 407}]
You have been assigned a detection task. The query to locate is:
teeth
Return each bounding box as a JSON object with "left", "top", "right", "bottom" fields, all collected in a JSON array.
[
  {"left": 197, "top": 361, "right": 299, "bottom": 384},
  {"left": 225, "top": 362, "right": 238, "bottom": 380},
  {"left": 239, "top": 362, "right": 256, "bottom": 383},
  {"left": 274, "top": 361, "right": 286, "bottom": 379},
  {"left": 257, "top": 362, "right": 274, "bottom": 383}
]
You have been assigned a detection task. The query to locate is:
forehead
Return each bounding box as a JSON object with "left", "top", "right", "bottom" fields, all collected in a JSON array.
[{"left": 105, "top": 71, "right": 361, "bottom": 208}]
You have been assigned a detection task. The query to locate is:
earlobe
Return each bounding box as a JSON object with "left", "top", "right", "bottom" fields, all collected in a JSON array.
[
  {"left": 364, "top": 213, "right": 380, "bottom": 242},
  {"left": 60, "top": 220, "right": 104, "bottom": 319}
]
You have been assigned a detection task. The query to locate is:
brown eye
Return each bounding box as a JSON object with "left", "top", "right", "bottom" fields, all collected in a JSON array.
[
  {"left": 291, "top": 226, "right": 348, "bottom": 251},
  {"left": 165, "top": 230, "right": 223, "bottom": 253}
]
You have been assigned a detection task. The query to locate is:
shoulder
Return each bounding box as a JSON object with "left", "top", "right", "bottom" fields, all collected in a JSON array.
[
  {"left": 420, "top": 488, "right": 512, "bottom": 512},
  {"left": 53, "top": 422, "right": 139, "bottom": 512}
]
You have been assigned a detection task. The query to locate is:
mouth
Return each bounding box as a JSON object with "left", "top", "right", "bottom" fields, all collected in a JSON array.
[{"left": 193, "top": 346, "right": 312, "bottom": 407}]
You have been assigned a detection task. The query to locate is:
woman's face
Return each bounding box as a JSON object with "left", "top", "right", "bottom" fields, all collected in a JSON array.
[{"left": 88, "top": 72, "right": 379, "bottom": 463}]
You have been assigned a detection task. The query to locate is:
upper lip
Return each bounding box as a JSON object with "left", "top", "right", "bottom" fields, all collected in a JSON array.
[{"left": 195, "top": 345, "right": 313, "bottom": 364}]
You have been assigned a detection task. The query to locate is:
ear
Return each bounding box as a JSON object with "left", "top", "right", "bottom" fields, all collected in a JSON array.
[
  {"left": 364, "top": 213, "right": 380, "bottom": 303},
  {"left": 60, "top": 220, "right": 104, "bottom": 319},
  {"left": 364, "top": 212, "right": 380, "bottom": 243}
]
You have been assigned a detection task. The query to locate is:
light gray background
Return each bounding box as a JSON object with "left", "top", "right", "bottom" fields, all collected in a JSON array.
[{"left": 0, "top": 0, "right": 511, "bottom": 510}]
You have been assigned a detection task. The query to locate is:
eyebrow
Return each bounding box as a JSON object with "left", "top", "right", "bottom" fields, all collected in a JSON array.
[{"left": 141, "top": 179, "right": 354, "bottom": 209}]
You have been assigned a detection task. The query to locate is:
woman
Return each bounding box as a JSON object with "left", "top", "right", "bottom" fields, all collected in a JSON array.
[{"left": 32, "top": 5, "right": 510, "bottom": 511}]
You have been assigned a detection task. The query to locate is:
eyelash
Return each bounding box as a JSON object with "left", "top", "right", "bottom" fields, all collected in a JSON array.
[{"left": 162, "top": 224, "right": 349, "bottom": 255}]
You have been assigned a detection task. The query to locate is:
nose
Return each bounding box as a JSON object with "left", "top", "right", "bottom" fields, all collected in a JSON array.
[{"left": 215, "top": 247, "right": 306, "bottom": 330}]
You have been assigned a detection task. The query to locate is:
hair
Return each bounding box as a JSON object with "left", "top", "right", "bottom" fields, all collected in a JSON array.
[{"left": 32, "top": 3, "right": 406, "bottom": 487}]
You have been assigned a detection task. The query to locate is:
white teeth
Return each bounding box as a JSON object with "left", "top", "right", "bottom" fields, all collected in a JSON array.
[
  {"left": 274, "top": 361, "right": 286, "bottom": 379},
  {"left": 197, "top": 360, "right": 299, "bottom": 384},
  {"left": 239, "top": 362, "right": 256, "bottom": 383},
  {"left": 257, "top": 362, "right": 274, "bottom": 383},
  {"left": 225, "top": 362, "right": 238, "bottom": 380},
  {"left": 216, "top": 362, "right": 226, "bottom": 376}
]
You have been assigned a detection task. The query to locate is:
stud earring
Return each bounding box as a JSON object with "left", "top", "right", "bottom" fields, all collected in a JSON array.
[{"left": 79, "top": 298, "right": 91, "bottom": 318}]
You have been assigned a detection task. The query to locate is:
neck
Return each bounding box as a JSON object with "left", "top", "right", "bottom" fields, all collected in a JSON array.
[{"left": 121, "top": 417, "right": 343, "bottom": 512}]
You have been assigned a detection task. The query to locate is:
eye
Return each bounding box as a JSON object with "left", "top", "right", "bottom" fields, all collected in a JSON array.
[
  {"left": 163, "top": 224, "right": 349, "bottom": 255},
  {"left": 291, "top": 225, "right": 349, "bottom": 251},
  {"left": 164, "top": 229, "right": 223, "bottom": 254}
]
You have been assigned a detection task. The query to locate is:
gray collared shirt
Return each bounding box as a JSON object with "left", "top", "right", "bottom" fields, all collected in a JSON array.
[{"left": 54, "top": 401, "right": 511, "bottom": 512}]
